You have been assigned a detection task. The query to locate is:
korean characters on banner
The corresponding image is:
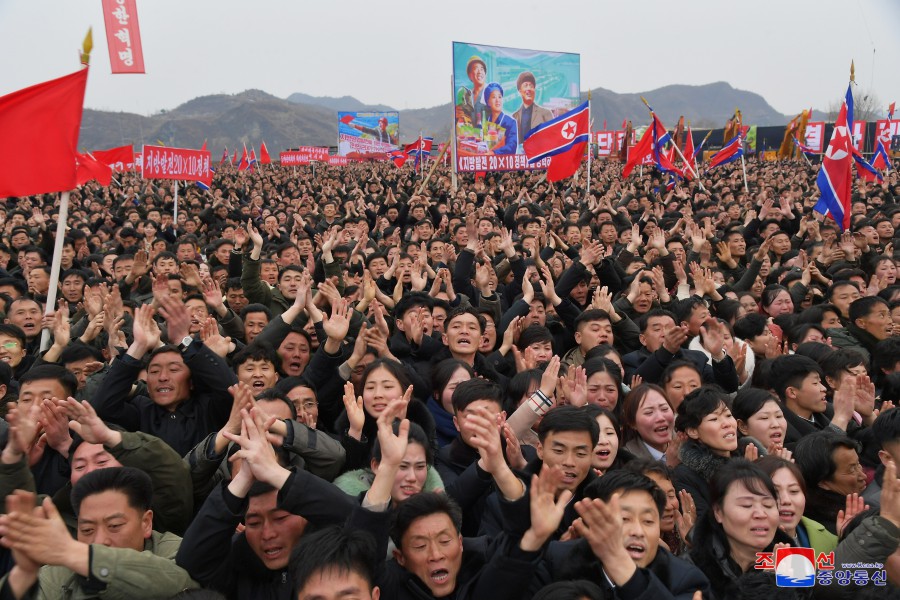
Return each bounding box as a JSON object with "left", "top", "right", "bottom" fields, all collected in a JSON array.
[
  {"left": 338, "top": 112, "right": 399, "bottom": 157},
  {"left": 876, "top": 120, "right": 899, "bottom": 152},
  {"left": 596, "top": 132, "right": 615, "bottom": 157},
  {"left": 101, "top": 0, "right": 145, "bottom": 73},
  {"left": 804, "top": 122, "right": 825, "bottom": 153},
  {"left": 141, "top": 146, "right": 211, "bottom": 185},
  {"left": 279, "top": 147, "right": 330, "bottom": 165},
  {"left": 452, "top": 41, "right": 580, "bottom": 173},
  {"left": 850, "top": 121, "right": 866, "bottom": 153}
]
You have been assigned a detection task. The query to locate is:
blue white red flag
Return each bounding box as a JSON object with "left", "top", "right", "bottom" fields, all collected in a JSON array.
[
  {"left": 523, "top": 101, "right": 590, "bottom": 163},
  {"left": 872, "top": 139, "right": 891, "bottom": 171},
  {"left": 523, "top": 101, "right": 590, "bottom": 182},
  {"left": 707, "top": 133, "right": 744, "bottom": 170},
  {"left": 220, "top": 148, "right": 228, "bottom": 165},
  {"left": 650, "top": 114, "right": 679, "bottom": 175},
  {"left": 814, "top": 102, "right": 853, "bottom": 231},
  {"left": 237, "top": 145, "right": 250, "bottom": 171},
  {"left": 792, "top": 136, "right": 818, "bottom": 156},
  {"left": 388, "top": 149, "right": 407, "bottom": 168},
  {"left": 196, "top": 165, "right": 215, "bottom": 191}
]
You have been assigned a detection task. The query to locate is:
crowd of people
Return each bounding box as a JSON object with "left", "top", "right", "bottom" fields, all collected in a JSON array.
[{"left": 0, "top": 154, "right": 900, "bottom": 599}]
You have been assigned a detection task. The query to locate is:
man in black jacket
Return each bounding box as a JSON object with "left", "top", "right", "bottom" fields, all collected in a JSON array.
[
  {"left": 622, "top": 309, "right": 739, "bottom": 392},
  {"left": 532, "top": 470, "right": 711, "bottom": 599},
  {"left": 91, "top": 297, "right": 238, "bottom": 456}
]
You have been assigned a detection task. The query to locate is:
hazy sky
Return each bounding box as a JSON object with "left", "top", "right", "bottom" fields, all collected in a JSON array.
[{"left": 2, "top": 0, "right": 898, "bottom": 121}]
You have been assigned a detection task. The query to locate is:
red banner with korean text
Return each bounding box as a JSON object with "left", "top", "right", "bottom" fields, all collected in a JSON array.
[
  {"left": 328, "top": 156, "right": 353, "bottom": 166},
  {"left": 804, "top": 122, "right": 824, "bottom": 153},
  {"left": 279, "top": 147, "right": 329, "bottom": 165},
  {"left": 101, "top": 0, "right": 145, "bottom": 73},
  {"left": 850, "top": 121, "right": 866, "bottom": 153},
  {"left": 141, "top": 146, "right": 211, "bottom": 184},
  {"left": 876, "top": 120, "right": 899, "bottom": 147},
  {"left": 90, "top": 145, "right": 135, "bottom": 171},
  {"left": 596, "top": 131, "right": 615, "bottom": 157}
]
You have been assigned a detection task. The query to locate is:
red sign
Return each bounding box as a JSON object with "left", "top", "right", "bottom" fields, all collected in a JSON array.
[
  {"left": 90, "top": 145, "right": 135, "bottom": 171},
  {"left": 804, "top": 122, "right": 824, "bottom": 153},
  {"left": 850, "top": 121, "right": 866, "bottom": 152},
  {"left": 101, "top": 0, "right": 145, "bottom": 73},
  {"left": 141, "top": 146, "right": 211, "bottom": 184},
  {"left": 596, "top": 131, "right": 615, "bottom": 157},
  {"left": 876, "top": 119, "right": 899, "bottom": 145},
  {"left": 279, "top": 147, "right": 329, "bottom": 165},
  {"left": 456, "top": 155, "right": 550, "bottom": 172}
]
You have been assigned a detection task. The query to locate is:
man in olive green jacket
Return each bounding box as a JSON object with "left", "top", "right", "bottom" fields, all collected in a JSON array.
[{"left": 0, "top": 467, "right": 197, "bottom": 599}]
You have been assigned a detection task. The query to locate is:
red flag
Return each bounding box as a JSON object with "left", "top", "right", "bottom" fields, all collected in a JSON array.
[
  {"left": 522, "top": 101, "right": 590, "bottom": 182},
  {"left": 340, "top": 114, "right": 355, "bottom": 125},
  {"left": 232, "top": 149, "right": 238, "bottom": 165},
  {"left": 259, "top": 141, "right": 271, "bottom": 164},
  {"left": 201, "top": 139, "right": 207, "bottom": 151},
  {"left": 220, "top": 147, "right": 229, "bottom": 165},
  {"left": 682, "top": 126, "right": 697, "bottom": 180},
  {"left": 249, "top": 148, "right": 258, "bottom": 171},
  {"left": 890, "top": 102, "right": 896, "bottom": 120},
  {"left": 622, "top": 126, "right": 654, "bottom": 178},
  {"left": 75, "top": 152, "right": 113, "bottom": 186},
  {"left": 0, "top": 68, "right": 88, "bottom": 197},
  {"left": 814, "top": 102, "right": 853, "bottom": 230},
  {"left": 90, "top": 145, "right": 135, "bottom": 172},
  {"left": 237, "top": 145, "right": 249, "bottom": 171}
]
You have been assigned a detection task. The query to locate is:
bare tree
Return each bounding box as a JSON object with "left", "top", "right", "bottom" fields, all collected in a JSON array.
[{"left": 824, "top": 88, "right": 882, "bottom": 122}]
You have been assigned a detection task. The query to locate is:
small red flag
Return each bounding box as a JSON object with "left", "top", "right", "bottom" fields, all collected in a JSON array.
[
  {"left": 0, "top": 68, "right": 88, "bottom": 197},
  {"left": 75, "top": 152, "right": 113, "bottom": 186},
  {"left": 622, "top": 126, "right": 654, "bottom": 178},
  {"left": 340, "top": 114, "right": 355, "bottom": 125},
  {"left": 201, "top": 139, "right": 207, "bottom": 151},
  {"left": 259, "top": 141, "right": 271, "bottom": 164}
]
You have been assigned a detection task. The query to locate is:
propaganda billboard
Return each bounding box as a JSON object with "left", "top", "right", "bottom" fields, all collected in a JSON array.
[{"left": 452, "top": 41, "right": 580, "bottom": 172}]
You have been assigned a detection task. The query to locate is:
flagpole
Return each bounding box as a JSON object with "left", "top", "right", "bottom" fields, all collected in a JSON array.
[
  {"left": 173, "top": 180, "right": 179, "bottom": 225},
  {"left": 586, "top": 91, "right": 592, "bottom": 200},
  {"left": 415, "top": 136, "right": 451, "bottom": 196},
  {"left": 638, "top": 96, "right": 707, "bottom": 192},
  {"left": 740, "top": 154, "right": 749, "bottom": 193},
  {"left": 450, "top": 73, "right": 458, "bottom": 192},
  {"left": 40, "top": 191, "right": 70, "bottom": 352}
]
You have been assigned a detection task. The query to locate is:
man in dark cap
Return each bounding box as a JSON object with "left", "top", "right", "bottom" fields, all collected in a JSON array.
[
  {"left": 350, "top": 116, "right": 397, "bottom": 146},
  {"left": 456, "top": 55, "right": 488, "bottom": 128},
  {"left": 512, "top": 71, "right": 554, "bottom": 143}
]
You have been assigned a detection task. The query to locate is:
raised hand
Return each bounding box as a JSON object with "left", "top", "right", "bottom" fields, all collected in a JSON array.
[
  {"left": 223, "top": 408, "right": 289, "bottom": 489},
  {"left": 519, "top": 465, "right": 572, "bottom": 551},
  {"left": 836, "top": 493, "right": 868, "bottom": 537},
  {"left": 342, "top": 381, "right": 366, "bottom": 441},
  {"left": 322, "top": 297, "right": 352, "bottom": 343},
  {"left": 129, "top": 304, "right": 161, "bottom": 357},
  {"left": 61, "top": 397, "right": 120, "bottom": 447},
  {"left": 674, "top": 489, "right": 697, "bottom": 547}
]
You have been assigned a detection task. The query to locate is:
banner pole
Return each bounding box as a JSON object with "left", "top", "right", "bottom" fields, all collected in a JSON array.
[
  {"left": 450, "top": 74, "right": 458, "bottom": 191},
  {"left": 173, "top": 180, "right": 179, "bottom": 225},
  {"left": 40, "top": 191, "right": 70, "bottom": 352},
  {"left": 586, "top": 92, "right": 592, "bottom": 200},
  {"left": 740, "top": 154, "right": 749, "bottom": 193}
]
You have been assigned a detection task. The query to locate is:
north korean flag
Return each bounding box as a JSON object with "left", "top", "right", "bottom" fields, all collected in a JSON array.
[{"left": 523, "top": 101, "right": 590, "bottom": 182}]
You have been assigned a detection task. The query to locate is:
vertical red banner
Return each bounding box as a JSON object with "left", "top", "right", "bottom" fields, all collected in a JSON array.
[{"left": 101, "top": 0, "right": 145, "bottom": 73}]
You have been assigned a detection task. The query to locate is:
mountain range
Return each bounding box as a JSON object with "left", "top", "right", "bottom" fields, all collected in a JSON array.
[{"left": 78, "top": 82, "right": 800, "bottom": 152}]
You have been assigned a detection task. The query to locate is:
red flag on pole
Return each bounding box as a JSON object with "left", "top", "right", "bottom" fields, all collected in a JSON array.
[
  {"left": 259, "top": 141, "right": 271, "bottom": 164},
  {"left": 75, "top": 152, "right": 113, "bottom": 186},
  {"left": 237, "top": 145, "right": 249, "bottom": 171},
  {"left": 522, "top": 101, "right": 590, "bottom": 182},
  {"left": 0, "top": 68, "right": 88, "bottom": 197},
  {"left": 232, "top": 149, "right": 238, "bottom": 165},
  {"left": 682, "top": 126, "right": 696, "bottom": 180}
]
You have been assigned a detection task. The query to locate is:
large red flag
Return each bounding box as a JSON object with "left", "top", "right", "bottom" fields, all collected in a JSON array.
[
  {"left": 259, "top": 141, "right": 272, "bottom": 164},
  {"left": 522, "top": 101, "right": 590, "bottom": 182},
  {"left": 75, "top": 152, "right": 113, "bottom": 186},
  {"left": 622, "top": 126, "right": 654, "bottom": 178},
  {"left": 682, "top": 126, "right": 696, "bottom": 180},
  {"left": 90, "top": 144, "right": 135, "bottom": 172},
  {"left": 0, "top": 68, "right": 88, "bottom": 197}
]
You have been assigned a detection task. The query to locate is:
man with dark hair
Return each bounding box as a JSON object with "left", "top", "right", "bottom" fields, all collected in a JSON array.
[
  {"left": 768, "top": 354, "right": 854, "bottom": 445},
  {"left": 389, "top": 292, "right": 440, "bottom": 362},
  {"left": 291, "top": 526, "right": 380, "bottom": 600},
  {"left": 511, "top": 71, "right": 553, "bottom": 142},
  {"left": 794, "top": 432, "right": 868, "bottom": 534},
  {"left": 0, "top": 467, "right": 197, "bottom": 598},
  {"left": 622, "top": 309, "right": 739, "bottom": 391},
  {"left": 829, "top": 296, "right": 894, "bottom": 367},
  {"left": 240, "top": 303, "right": 271, "bottom": 345},
  {"left": 232, "top": 343, "right": 280, "bottom": 393},
  {"left": 92, "top": 299, "right": 237, "bottom": 456},
  {"left": 865, "top": 407, "right": 900, "bottom": 507},
  {"left": 0, "top": 396, "right": 193, "bottom": 536},
  {"left": 532, "top": 470, "right": 711, "bottom": 598},
  {"left": 479, "top": 405, "right": 599, "bottom": 540},
  {"left": 564, "top": 308, "right": 640, "bottom": 367}
]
